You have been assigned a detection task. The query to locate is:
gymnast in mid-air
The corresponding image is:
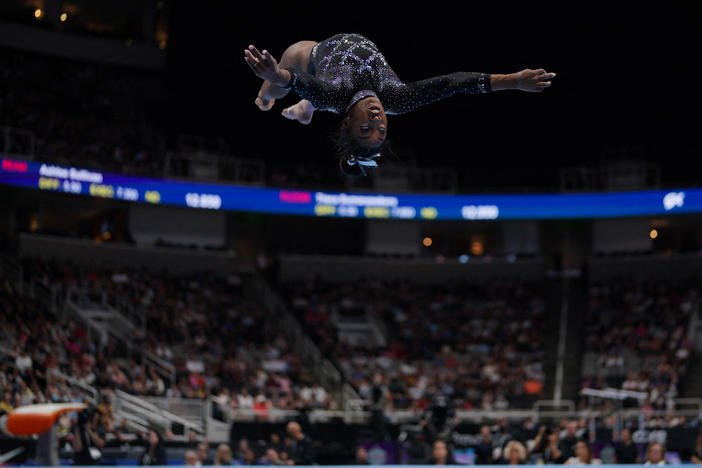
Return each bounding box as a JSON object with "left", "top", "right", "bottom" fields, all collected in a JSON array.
[{"left": 244, "top": 33, "right": 555, "bottom": 176}]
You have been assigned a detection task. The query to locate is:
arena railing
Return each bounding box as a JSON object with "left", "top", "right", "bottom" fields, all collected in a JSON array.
[
  {"left": 248, "top": 273, "right": 360, "bottom": 408},
  {"left": 196, "top": 396, "right": 702, "bottom": 444},
  {"left": 48, "top": 369, "right": 100, "bottom": 406},
  {"left": 0, "top": 344, "right": 16, "bottom": 361},
  {"left": 128, "top": 395, "right": 702, "bottom": 445},
  {"left": 211, "top": 399, "right": 701, "bottom": 426},
  {"left": 533, "top": 399, "right": 575, "bottom": 413},
  {"left": 559, "top": 159, "right": 660, "bottom": 192},
  {"left": 62, "top": 284, "right": 176, "bottom": 386},
  {"left": 113, "top": 389, "right": 204, "bottom": 440},
  {"left": 64, "top": 285, "right": 145, "bottom": 347},
  {"left": 371, "top": 160, "right": 459, "bottom": 193},
  {"left": 205, "top": 402, "right": 556, "bottom": 428},
  {"left": 45, "top": 370, "right": 158, "bottom": 436},
  {"left": 671, "top": 398, "right": 702, "bottom": 414},
  {"left": 164, "top": 151, "right": 266, "bottom": 186},
  {"left": 142, "top": 352, "right": 176, "bottom": 387},
  {"left": 140, "top": 396, "right": 204, "bottom": 425},
  {"left": 63, "top": 294, "right": 110, "bottom": 346},
  {"left": 18, "top": 232, "right": 238, "bottom": 276},
  {"left": 204, "top": 396, "right": 373, "bottom": 442},
  {"left": 102, "top": 291, "right": 147, "bottom": 337}
]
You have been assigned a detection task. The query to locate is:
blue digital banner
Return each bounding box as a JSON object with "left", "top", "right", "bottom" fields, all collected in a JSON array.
[{"left": 1, "top": 157, "right": 700, "bottom": 220}]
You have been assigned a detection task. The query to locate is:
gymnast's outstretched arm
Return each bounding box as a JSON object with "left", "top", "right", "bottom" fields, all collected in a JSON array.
[
  {"left": 492, "top": 69, "right": 556, "bottom": 92},
  {"left": 384, "top": 69, "right": 556, "bottom": 115}
]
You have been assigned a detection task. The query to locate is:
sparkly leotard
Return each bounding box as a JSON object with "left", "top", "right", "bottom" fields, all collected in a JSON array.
[{"left": 282, "top": 33, "right": 491, "bottom": 115}]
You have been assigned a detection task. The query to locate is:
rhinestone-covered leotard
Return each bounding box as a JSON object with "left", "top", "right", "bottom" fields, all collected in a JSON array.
[{"left": 282, "top": 33, "right": 491, "bottom": 115}]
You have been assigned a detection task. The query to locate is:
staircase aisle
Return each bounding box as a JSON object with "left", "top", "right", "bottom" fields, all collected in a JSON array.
[{"left": 543, "top": 275, "right": 586, "bottom": 404}]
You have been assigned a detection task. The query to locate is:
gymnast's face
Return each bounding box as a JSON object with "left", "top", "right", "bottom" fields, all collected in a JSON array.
[{"left": 343, "top": 96, "right": 388, "bottom": 149}]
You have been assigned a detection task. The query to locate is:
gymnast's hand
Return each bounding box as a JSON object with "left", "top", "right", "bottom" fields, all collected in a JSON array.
[
  {"left": 244, "top": 45, "right": 290, "bottom": 87},
  {"left": 514, "top": 68, "right": 556, "bottom": 92}
]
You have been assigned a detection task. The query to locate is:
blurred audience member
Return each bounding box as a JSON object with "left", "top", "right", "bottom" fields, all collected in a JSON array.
[
  {"left": 543, "top": 429, "right": 568, "bottom": 464},
  {"left": 560, "top": 420, "right": 581, "bottom": 457},
  {"left": 0, "top": 392, "right": 13, "bottom": 414},
  {"left": 565, "top": 441, "right": 602, "bottom": 465},
  {"left": 428, "top": 439, "right": 455, "bottom": 465},
  {"left": 286, "top": 421, "right": 315, "bottom": 465},
  {"left": 139, "top": 430, "right": 167, "bottom": 466},
  {"left": 184, "top": 450, "right": 199, "bottom": 466},
  {"left": 614, "top": 428, "right": 639, "bottom": 464},
  {"left": 260, "top": 448, "right": 287, "bottom": 466},
  {"left": 503, "top": 440, "right": 527, "bottom": 465},
  {"left": 645, "top": 442, "right": 666, "bottom": 466},
  {"left": 475, "top": 425, "right": 495, "bottom": 465},
  {"left": 354, "top": 446, "right": 370, "bottom": 465},
  {"left": 197, "top": 442, "right": 213, "bottom": 466},
  {"left": 214, "top": 443, "right": 234, "bottom": 466},
  {"left": 692, "top": 427, "right": 702, "bottom": 464}
]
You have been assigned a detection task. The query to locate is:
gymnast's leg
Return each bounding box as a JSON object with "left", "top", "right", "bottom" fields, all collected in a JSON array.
[
  {"left": 281, "top": 99, "right": 316, "bottom": 125},
  {"left": 256, "top": 40, "right": 317, "bottom": 111}
]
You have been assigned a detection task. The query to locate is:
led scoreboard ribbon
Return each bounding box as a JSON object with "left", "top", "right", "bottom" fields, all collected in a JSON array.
[{"left": 1, "top": 157, "right": 700, "bottom": 220}]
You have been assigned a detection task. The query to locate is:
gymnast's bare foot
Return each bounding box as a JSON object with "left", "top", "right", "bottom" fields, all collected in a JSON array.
[
  {"left": 255, "top": 93, "right": 275, "bottom": 111},
  {"left": 281, "top": 99, "right": 315, "bottom": 125}
]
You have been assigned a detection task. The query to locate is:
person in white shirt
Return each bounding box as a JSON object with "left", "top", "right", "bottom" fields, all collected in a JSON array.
[
  {"left": 312, "top": 385, "right": 327, "bottom": 406},
  {"left": 236, "top": 388, "right": 255, "bottom": 421},
  {"left": 566, "top": 441, "right": 602, "bottom": 465},
  {"left": 237, "top": 388, "right": 254, "bottom": 409},
  {"left": 15, "top": 350, "right": 32, "bottom": 375},
  {"left": 184, "top": 450, "right": 199, "bottom": 466}
]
